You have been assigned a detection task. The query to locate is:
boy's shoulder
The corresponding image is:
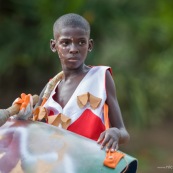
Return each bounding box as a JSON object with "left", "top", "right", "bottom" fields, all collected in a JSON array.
[{"left": 93, "top": 65, "right": 112, "bottom": 75}]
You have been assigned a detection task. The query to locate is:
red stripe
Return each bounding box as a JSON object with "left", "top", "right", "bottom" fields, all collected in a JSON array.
[{"left": 67, "top": 109, "right": 105, "bottom": 141}]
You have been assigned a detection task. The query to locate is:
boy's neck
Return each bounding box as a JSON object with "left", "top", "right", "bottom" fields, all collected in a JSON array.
[{"left": 62, "top": 64, "right": 90, "bottom": 80}]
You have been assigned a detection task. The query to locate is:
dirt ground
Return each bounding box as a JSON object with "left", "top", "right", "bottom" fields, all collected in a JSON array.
[{"left": 120, "top": 119, "right": 173, "bottom": 173}]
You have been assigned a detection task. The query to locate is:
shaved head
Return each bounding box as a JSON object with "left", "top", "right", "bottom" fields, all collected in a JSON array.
[{"left": 53, "top": 13, "right": 90, "bottom": 38}]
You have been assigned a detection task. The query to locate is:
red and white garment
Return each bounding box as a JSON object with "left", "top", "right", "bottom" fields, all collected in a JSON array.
[{"left": 43, "top": 66, "right": 111, "bottom": 141}]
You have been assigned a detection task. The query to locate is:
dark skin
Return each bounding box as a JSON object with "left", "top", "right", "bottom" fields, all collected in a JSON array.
[{"left": 38, "top": 25, "right": 130, "bottom": 151}]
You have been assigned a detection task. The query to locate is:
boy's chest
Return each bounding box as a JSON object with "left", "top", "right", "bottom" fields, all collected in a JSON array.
[{"left": 55, "top": 78, "right": 82, "bottom": 108}]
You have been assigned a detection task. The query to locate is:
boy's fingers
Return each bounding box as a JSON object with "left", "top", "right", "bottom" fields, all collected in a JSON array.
[
  {"left": 97, "top": 132, "right": 105, "bottom": 143},
  {"left": 100, "top": 135, "right": 110, "bottom": 149},
  {"left": 105, "top": 138, "right": 113, "bottom": 150},
  {"left": 111, "top": 142, "right": 119, "bottom": 151}
]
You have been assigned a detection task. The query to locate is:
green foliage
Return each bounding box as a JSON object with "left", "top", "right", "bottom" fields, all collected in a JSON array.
[{"left": 0, "top": 0, "right": 173, "bottom": 127}]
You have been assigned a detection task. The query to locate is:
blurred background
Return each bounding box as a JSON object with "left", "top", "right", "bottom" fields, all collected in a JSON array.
[{"left": 0, "top": 0, "right": 173, "bottom": 172}]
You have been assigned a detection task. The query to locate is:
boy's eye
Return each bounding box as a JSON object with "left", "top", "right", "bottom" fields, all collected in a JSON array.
[
  {"left": 79, "top": 40, "right": 86, "bottom": 46},
  {"left": 60, "top": 40, "right": 70, "bottom": 46}
]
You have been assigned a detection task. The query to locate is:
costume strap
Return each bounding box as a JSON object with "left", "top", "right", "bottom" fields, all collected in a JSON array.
[
  {"left": 104, "top": 104, "right": 109, "bottom": 130},
  {"left": 103, "top": 104, "right": 128, "bottom": 172}
]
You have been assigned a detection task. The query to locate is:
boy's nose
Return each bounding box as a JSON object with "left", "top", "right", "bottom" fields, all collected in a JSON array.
[{"left": 69, "top": 44, "right": 79, "bottom": 54}]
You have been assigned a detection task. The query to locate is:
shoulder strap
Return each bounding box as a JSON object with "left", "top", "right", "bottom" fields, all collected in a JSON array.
[{"left": 104, "top": 103, "right": 109, "bottom": 130}]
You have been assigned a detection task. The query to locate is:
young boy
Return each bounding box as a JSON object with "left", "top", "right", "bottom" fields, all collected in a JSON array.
[{"left": 13, "top": 13, "right": 130, "bottom": 151}]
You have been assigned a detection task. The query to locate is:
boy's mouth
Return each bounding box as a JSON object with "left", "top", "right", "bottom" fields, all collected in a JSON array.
[{"left": 67, "top": 57, "right": 79, "bottom": 62}]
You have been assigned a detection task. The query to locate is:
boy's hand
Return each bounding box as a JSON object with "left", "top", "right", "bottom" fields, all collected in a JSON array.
[
  {"left": 97, "top": 128, "right": 121, "bottom": 151},
  {"left": 12, "top": 93, "right": 33, "bottom": 120}
]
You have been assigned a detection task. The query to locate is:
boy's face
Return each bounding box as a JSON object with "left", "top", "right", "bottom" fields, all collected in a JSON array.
[{"left": 50, "top": 26, "right": 93, "bottom": 70}]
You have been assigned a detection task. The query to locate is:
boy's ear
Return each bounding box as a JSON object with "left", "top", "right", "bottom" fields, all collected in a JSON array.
[
  {"left": 88, "top": 39, "right": 94, "bottom": 52},
  {"left": 50, "top": 39, "right": 57, "bottom": 52}
]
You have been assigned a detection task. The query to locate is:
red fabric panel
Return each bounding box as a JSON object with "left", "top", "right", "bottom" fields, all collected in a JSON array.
[
  {"left": 48, "top": 110, "right": 55, "bottom": 116},
  {"left": 67, "top": 109, "right": 105, "bottom": 141}
]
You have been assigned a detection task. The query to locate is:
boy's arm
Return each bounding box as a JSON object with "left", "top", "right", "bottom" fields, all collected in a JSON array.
[{"left": 97, "top": 70, "right": 130, "bottom": 150}]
